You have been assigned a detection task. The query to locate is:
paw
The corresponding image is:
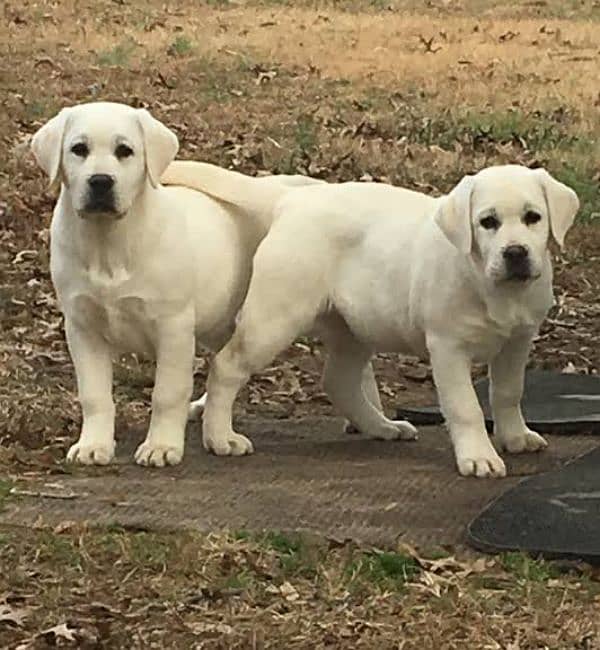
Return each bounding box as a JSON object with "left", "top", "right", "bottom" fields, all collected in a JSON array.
[
  {"left": 188, "top": 394, "right": 206, "bottom": 422},
  {"left": 368, "top": 419, "right": 419, "bottom": 441},
  {"left": 134, "top": 440, "right": 183, "bottom": 467},
  {"left": 456, "top": 445, "right": 506, "bottom": 478},
  {"left": 500, "top": 429, "right": 548, "bottom": 454},
  {"left": 203, "top": 430, "right": 254, "bottom": 456},
  {"left": 67, "top": 440, "right": 115, "bottom": 465}
]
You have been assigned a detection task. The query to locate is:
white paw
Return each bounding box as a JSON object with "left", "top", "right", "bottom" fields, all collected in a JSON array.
[
  {"left": 134, "top": 440, "right": 183, "bottom": 467},
  {"left": 67, "top": 440, "right": 115, "bottom": 465},
  {"left": 368, "top": 419, "right": 419, "bottom": 441},
  {"left": 203, "top": 430, "right": 254, "bottom": 456},
  {"left": 456, "top": 444, "right": 506, "bottom": 478},
  {"left": 501, "top": 429, "right": 548, "bottom": 454},
  {"left": 188, "top": 394, "right": 206, "bottom": 422}
]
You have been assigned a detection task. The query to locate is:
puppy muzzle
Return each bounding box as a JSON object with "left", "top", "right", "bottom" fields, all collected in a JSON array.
[
  {"left": 83, "top": 173, "right": 118, "bottom": 216},
  {"left": 502, "top": 244, "right": 532, "bottom": 282}
]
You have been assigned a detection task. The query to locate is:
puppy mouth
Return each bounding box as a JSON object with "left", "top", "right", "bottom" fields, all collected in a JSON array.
[
  {"left": 78, "top": 206, "right": 124, "bottom": 220},
  {"left": 502, "top": 268, "right": 541, "bottom": 283},
  {"left": 506, "top": 271, "right": 532, "bottom": 282},
  {"left": 80, "top": 197, "right": 122, "bottom": 219},
  {"left": 489, "top": 265, "right": 540, "bottom": 284}
]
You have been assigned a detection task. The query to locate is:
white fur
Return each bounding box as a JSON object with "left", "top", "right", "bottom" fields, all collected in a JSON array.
[
  {"left": 31, "top": 102, "right": 322, "bottom": 466},
  {"left": 190, "top": 165, "right": 578, "bottom": 478}
]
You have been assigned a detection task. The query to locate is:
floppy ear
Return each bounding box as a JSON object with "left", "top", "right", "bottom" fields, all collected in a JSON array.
[
  {"left": 30, "top": 107, "right": 71, "bottom": 189},
  {"left": 434, "top": 174, "right": 475, "bottom": 255},
  {"left": 533, "top": 168, "right": 579, "bottom": 249},
  {"left": 136, "top": 109, "right": 179, "bottom": 188}
]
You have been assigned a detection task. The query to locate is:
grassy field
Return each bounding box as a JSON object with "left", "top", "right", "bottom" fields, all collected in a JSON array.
[{"left": 2, "top": 0, "right": 600, "bottom": 647}]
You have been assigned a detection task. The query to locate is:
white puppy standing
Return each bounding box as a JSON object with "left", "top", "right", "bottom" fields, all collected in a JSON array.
[
  {"left": 168, "top": 163, "right": 579, "bottom": 478},
  {"left": 31, "top": 102, "right": 321, "bottom": 467}
]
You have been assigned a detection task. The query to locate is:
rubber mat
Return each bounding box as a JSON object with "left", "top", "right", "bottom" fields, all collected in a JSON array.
[
  {"left": 396, "top": 370, "right": 600, "bottom": 433},
  {"left": 1, "top": 417, "right": 597, "bottom": 548},
  {"left": 467, "top": 446, "right": 600, "bottom": 564}
]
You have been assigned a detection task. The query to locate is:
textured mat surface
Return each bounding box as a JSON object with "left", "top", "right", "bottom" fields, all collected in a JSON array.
[
  {"left": 2, "top": 418, "right": 597, "bottom": 548},
  {"left": 468, "top": 446, "right": 600, "bottom": 563},
  {"left": 396, "top": 370, "right": 600, "bottom": 433}
]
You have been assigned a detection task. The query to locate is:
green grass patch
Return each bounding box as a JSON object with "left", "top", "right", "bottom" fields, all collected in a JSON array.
[
  {"left": 0, "top": 479, "right": 13, "bottom": 512},
  {"left": 97, "top": 41, "right": 136, "bottom": 67},
  {"left": 294, "top": 114, "right": 318, "bottom": 153},
  {"left": 36, "top": 531, "right": 82, "bottom": 568},
  {"left": 220, "top": 569, "right": 254, "bottom": 591},
  {"left": 185, "top": 56, "right": 249, "bottom": 103},
  {"left": 391, "top": 106, "right": 582, "bottom": 151},
  {"left": 0, "top": 479, "right": 13, "bottom": 500},
  {"left": 347, "top": 550, "right": 420, "bottom": 589},
  {"left": 457, "top": 109, "right": 579, "bottom": 151},
  {"left": 93, "top": 528, "right": 178, "bottom": 570},
  {"left": 501, "top": 552, "right": 559, "bottom": 582},
  {"left": 169, "top": 35, "right": 194, "bottom": 57},
  {"left": 127, "top": 532, "right": 174, "bottom": 569},
  {"left": 261, "top": 531, "right": 321, "bottom": 577},
  {"left": 550, "top": 161, "right": 600, "bottom": 223},
  {"left": 232, "top": 529, "right": 252, "bottom": 541}
]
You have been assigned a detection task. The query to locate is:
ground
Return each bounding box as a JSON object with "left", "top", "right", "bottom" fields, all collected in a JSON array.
[{"left": 1, "top": 0, "right": 600, "bottom": 647}]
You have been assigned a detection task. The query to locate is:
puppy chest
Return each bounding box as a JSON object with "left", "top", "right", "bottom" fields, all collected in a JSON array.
[
  {"left": 466, "top": 323, "right": 531, "bottom": 363},
  {"left": 71, "top": 294, "right": 156, "bottom": 356}
]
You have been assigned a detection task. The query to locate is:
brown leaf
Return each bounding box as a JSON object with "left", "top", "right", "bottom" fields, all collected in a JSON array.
[
  {"left": 0, "top": 602, "right": 31, "bottom": 627},
  {"left": 40, "top": 622, "right": 78, "bottom": 642}
]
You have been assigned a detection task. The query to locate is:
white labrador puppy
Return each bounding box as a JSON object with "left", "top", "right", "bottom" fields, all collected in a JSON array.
[
  {"left": 31, "top": 102, "right": 322, "bottom": 467},
  {"left": 168, "top": 164, "right": 579, "bottom": 477}
]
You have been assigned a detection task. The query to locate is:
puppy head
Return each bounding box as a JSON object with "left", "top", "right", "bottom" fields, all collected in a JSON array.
[
  {"left": 31, "top": 102, "right": 178, "bottom": 220},
  {"left": 435, "top": 165, "right": 579, "bottom": 284}
]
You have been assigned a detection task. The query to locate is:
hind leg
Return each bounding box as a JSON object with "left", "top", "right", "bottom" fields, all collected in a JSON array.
[
  {"left": 188, "top": 393, "right": 206, "bottom": 421},
  {"left": 187, "top": 326, "right": 236, "bottom": 423},
  {"left": 202, "top": 240, "right": 327, "bottom": 456},
  {"left": 322, "top": 320, "right": 417, "bottom": 441},
  {"left": 362, "top": 361, "right": 383, "bottom": 412},
  {"left": 343, "top": 360, "right": 383, "bottom": 434}
]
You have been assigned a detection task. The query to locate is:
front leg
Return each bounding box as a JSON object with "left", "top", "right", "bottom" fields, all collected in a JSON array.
[
  {"left": 428, "top": 335, "right": 506, "bottom": 478},
  {"left": 489, "top": 331, "right": 547, "bottom": 454},
  {"left": 65, "top": 317, "right": 115, "bottom": 465},
  {"left": 135, "top": 310, "right": 195, "bottom": 467}
]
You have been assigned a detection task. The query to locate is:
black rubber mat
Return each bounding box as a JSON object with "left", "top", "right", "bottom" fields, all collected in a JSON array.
[
  {"left": 397, "top": 370, "right": 600, "bottom": 434},
  {"left": 467, "top": 446, "right": 600, "bottom": 564}
]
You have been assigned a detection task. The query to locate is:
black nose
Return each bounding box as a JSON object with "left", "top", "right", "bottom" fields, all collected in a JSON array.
[
  {"left": 503, "top": 245, "right": 528, "bottom": 261},
  {"left": 88, "top": 174, "right": 114, "bottom": 193}
]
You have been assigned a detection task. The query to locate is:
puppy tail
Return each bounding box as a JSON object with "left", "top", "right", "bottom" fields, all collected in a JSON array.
[{"left": 160, "top": 160, "right": 324, "bottom": 219}]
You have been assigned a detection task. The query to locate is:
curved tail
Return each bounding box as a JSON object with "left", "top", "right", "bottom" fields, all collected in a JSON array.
[{"left": 161, "top": 160, "right": 325, "bottom": 220}]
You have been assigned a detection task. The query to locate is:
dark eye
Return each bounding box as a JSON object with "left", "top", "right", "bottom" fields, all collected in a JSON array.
[
  {"left": 523, "top": 210, "right": 541, "bottom": 225},
  {"left": 480, "top": 215, "right": 500, "bottom": 230},
  {"left": 70, "top": 142, "right": 89, "bottom": 157},
  {"left": 115, "top": 144, "right": 134, "bottom": 160}
]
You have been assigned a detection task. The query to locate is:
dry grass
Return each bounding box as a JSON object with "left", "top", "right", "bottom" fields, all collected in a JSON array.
[
  {"left": 0, "top": 524, "right": 599, "bottom": 648},
  {"left": 2, "top": 0, "right": 600, "bottom": 646},
  {"left": 5, "top": 1, "right": 600, "bottom": 108}
]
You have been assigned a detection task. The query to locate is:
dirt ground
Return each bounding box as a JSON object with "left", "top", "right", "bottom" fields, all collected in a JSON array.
[{"left": 2, "top": 1, "right": 600, "bottom": 647}]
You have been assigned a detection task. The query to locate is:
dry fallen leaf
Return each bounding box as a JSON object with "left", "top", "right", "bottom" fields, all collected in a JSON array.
[
  {"left": 279, "top": 581, "right": 300, "bottom": 601},
  {"left": 187, "top": 621, "right": 234, "bottom": 636},
  {"left": 40, "top": 622, "right": 78, "bottom": 642},
  {"left": 0, "top": 602, "right": 31, "bottom": 627}
]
